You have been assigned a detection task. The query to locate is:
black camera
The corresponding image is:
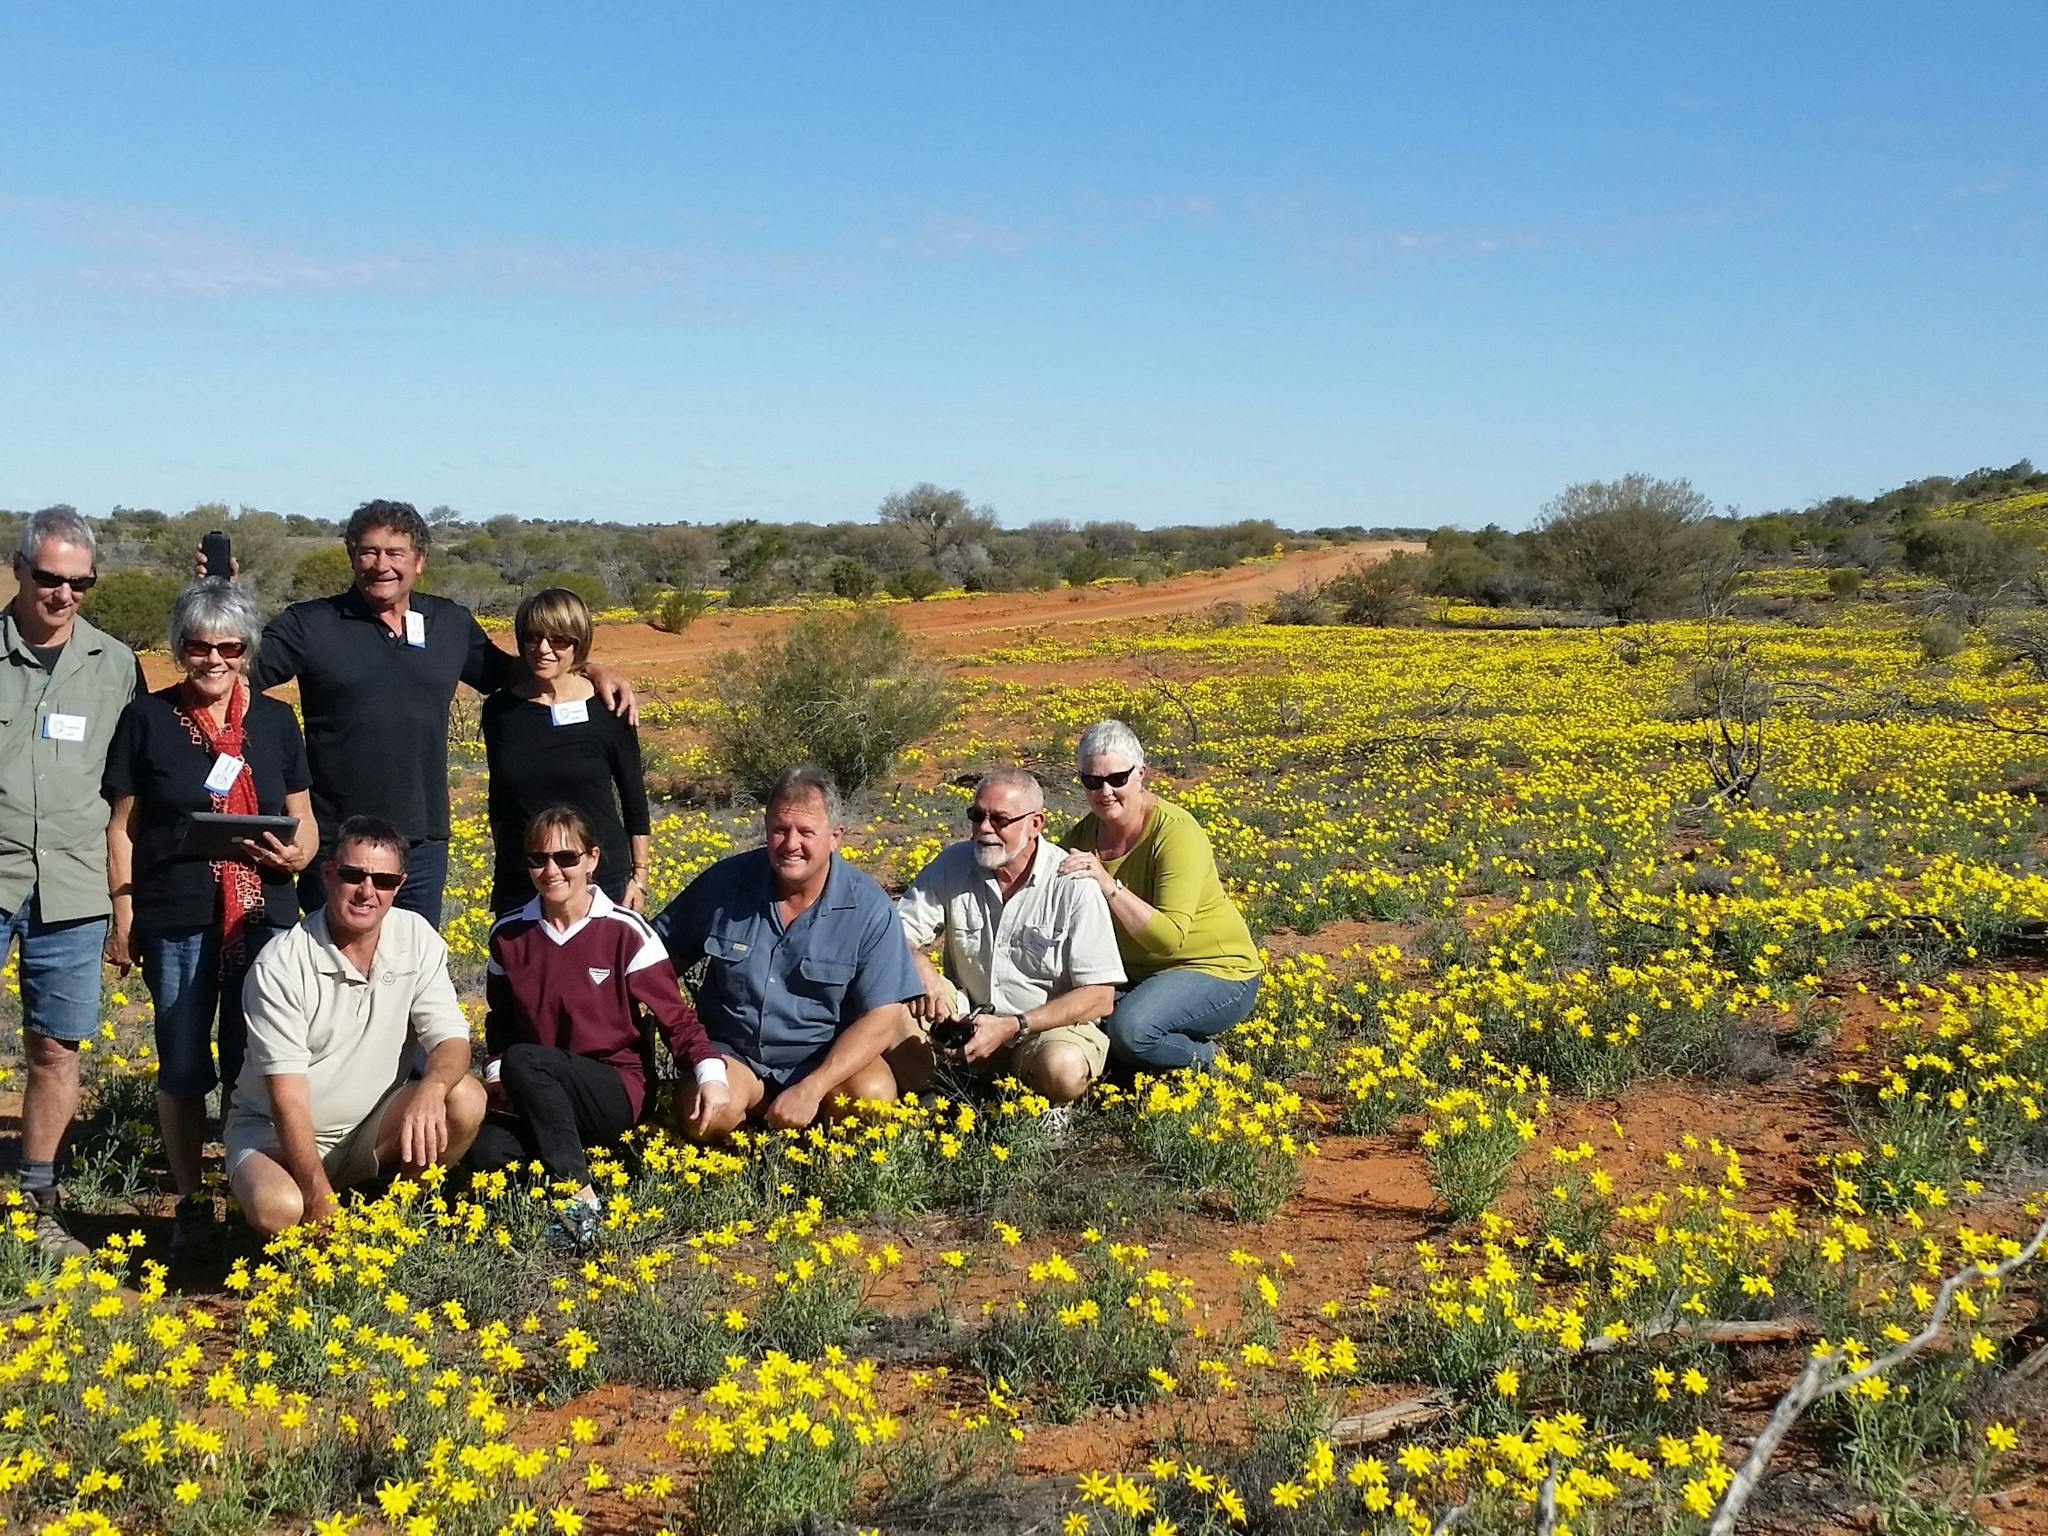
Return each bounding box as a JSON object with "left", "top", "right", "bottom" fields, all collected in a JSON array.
[{"left": 928, "top": 1009, "right": 983, "bottom": 1053}]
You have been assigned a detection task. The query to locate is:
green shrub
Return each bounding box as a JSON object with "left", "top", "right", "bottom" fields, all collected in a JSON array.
[
  {"left": 1322, "top": 551, "right": 1424, "bottom": 627},
  {"left": 827, "top": 556, "right": 878, "bottom": 601},
  {"left": 528, "top": 569, "right": 609, "bottom": 609},
  {"left": 1827, "top": 566, "right": 1863, "bottom": 599},
  {"left": 652, "top": 588, "right": 710, "bottom": 634},
  {"left": 1917, "top": 618, "right": 1966, "bottom": 661},
  {"left": 84, "top": 569, "right": 182, "bottom": 650},
  {"left": 287, "top": 545, "right": 353, "bottom": 601},
  {"left": 890, "top": 565, "right": 943, "bottom": 601},
  {"left": 1264, "top": 583, "right": 1326, "bottom": 625},
  {"left": 709, "top": 608, "right": 950, "bottom": 801}
]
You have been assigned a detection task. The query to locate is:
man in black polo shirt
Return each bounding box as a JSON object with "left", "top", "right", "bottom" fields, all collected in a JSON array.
[{"left": 243, "top": 501, "right": 636, "bottom": 928}]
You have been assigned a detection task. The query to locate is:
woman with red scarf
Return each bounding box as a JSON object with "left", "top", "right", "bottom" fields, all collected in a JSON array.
[{"left": 104, "top": 579, "right": 317, "bottom": 1261}]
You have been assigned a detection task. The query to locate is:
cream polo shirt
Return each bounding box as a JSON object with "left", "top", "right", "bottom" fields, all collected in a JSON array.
[
  {"left": 232, "top": 907, "right": 470, "bottom": 1144},
  {"left": 896, "top": 835, "right": 1125, "bottom": 1016}
]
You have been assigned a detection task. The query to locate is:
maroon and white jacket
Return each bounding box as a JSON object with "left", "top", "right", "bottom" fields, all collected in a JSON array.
[{"left": 484, "top": 888, "right": 725, "bottom": 1119}]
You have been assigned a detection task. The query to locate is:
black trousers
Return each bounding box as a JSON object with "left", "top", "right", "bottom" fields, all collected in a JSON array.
[{"left": 466, "top": 1042, "right": 635, "bottom": 1188}]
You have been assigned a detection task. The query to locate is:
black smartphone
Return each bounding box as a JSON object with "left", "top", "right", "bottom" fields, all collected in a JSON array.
[{"left": 201, "top": 530, "right": 232, "bottom": 580}]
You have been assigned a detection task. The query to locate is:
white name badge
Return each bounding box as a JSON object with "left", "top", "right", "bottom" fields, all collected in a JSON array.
[
  {"left": 550, "top": 700, "right": 590, "bottom": 727},
  {"left": 41, "top": 713, "right": 86, "bottom": 742},
  {"left": 204, "top": 753, "right": 245, "bottom": 794},
  {"left": 404, "top": 610, "right": 427, "bottom": 648}
]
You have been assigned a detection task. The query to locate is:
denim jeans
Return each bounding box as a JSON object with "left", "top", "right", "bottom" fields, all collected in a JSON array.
[
  {"left": 141, "top": 922, "right": 286, "bottom": 1103},
  {"left": 1105, "top": 969, "right": 1262, "bottom": 1071},
  {"left": 0, "top": 895, "right": 107, "bottom": 1044},
  {"left": 299, "top": 838, "right": 450, "bottom": 931}
]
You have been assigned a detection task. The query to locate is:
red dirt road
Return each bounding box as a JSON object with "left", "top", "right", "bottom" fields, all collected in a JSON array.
[{"left": 594, "top": 540, "right": 1417, "bottom": 674}]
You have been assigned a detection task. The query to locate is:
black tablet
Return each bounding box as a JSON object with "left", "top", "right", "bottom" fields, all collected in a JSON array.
[{"left": 175, "top": 812, "right": 300, "bottom": 860}]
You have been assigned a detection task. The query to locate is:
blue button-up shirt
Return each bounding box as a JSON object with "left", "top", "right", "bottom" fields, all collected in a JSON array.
[{"left": 653, "top": 848, "right": 920, "bottom": 1073}]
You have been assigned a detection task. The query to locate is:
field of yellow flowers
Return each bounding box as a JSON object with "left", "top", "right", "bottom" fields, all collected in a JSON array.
[{"left": 4, "top": 602, "right": 2047, "bottom": 1536}]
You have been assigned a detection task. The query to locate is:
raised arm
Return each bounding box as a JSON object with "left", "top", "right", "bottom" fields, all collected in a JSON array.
[{"left": 609, "top": 717, "right": 652, "bottom": 911}]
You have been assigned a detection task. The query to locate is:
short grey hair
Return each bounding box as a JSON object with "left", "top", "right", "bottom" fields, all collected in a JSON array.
[
  {"left": 1076, "top": 718, "right": 1145, "bottom": 769},
  {"left": 19, "top": 507, "right": 96, "bottom": 565},
  {"left": 976, "top": 767, "right": 1045, "bottom": 813},
  {"left": 766, "top": 763, "right": 844, "bottom": 828},
  {"left": 169, "top": 579, "right": 264, "bottom": 660}
]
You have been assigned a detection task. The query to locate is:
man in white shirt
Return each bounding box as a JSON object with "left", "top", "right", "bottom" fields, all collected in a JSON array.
[
  {"left": 897, "top": 768, "right": 1124, "bottom": 1110},
  {"left": 226, "top": 815, "right": 486, "bottom": 1235}
]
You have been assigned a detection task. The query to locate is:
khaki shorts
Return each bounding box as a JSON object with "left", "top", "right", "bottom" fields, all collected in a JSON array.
[
  {"left": 999, "top": 1020, "right": 1110, "bottom": 1081},
  {"left": 225, "top": 1078, "right": 409, "bottom": 1192}
]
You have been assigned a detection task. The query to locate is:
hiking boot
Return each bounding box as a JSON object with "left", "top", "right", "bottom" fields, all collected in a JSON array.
[
  {"left": 25, "top": 1189, "right": 89, "bottom": 1261},
  {"left": 543, "top": 1199, "right": 602, "bottom": 1254},
  {"left": 169, "top": 1197, "right": 218, "bottom": 1264}
]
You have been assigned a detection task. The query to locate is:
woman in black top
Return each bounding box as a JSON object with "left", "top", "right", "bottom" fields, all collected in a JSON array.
[
  {"left": 481, "top": 588, "right": 651, "bottom": 914},
  {"left": 104, "top": 579, "right": 317, "bottom": 1259}
]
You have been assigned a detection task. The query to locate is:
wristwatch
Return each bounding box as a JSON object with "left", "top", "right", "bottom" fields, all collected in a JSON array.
[{"left": 1014, "top": 1009, "right": 1032, "bottom": 1038}]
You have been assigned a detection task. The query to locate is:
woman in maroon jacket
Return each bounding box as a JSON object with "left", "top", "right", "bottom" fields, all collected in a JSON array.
[{"left": 468, "top": 805, "right": 728, "bottom": 1249}]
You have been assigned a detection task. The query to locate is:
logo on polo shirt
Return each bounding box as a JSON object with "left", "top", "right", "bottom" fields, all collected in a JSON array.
[{"left": 588, "top": 968, "right": 612, "bottom": 985}]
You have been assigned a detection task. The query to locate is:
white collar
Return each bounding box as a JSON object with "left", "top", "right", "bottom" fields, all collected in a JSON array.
[{"left": 522, "top": 885, "right": 616, "bottom": 946}]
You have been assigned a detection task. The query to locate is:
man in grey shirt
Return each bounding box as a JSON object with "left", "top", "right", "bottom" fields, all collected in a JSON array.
[{"left": 0, "top": 508, "right": 140, "bottom": 1257}]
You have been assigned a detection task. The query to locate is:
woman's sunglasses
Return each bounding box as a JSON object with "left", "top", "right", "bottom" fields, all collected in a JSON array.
[
  {"left": 524, "top": 848, "right": 590, "bottom": 870},
  {"left": 519, "top": 632, "right": 578, "bottom": 652},
  {"left": 181, "top": 639, "right": 249, "bottom": 660},
  {"left": 1078, "top": 768, "right": 1137, "bottom": 791},
  {"left": 334, "top": 864, "right": 405, "bottom": 891}
]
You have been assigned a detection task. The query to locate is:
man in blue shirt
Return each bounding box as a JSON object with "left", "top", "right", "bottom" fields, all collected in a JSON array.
[{"left": 656, "top": 765, "right": 922, "bottom": 1135}]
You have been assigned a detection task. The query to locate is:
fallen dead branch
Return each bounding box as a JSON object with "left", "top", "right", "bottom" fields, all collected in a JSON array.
[{"left": 1328, "top": 1317, "right": 1812, "bottom": 1446}]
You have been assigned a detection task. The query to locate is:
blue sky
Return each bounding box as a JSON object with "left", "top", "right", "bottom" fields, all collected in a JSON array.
[{"left": 2, "top": 3, "right": 2042, "bottom": 530}]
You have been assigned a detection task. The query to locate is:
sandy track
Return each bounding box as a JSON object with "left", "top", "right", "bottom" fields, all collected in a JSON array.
[{"left": 597, "top": 540, "right": 1416, "bottom": 673}]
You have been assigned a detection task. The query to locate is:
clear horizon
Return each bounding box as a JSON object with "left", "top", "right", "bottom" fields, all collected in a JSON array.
[{"left": 3, "top": 3, "right": 2043, "bottom": 532}]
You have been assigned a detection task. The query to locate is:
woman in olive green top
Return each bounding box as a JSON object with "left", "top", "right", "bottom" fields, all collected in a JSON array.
[{"left": 1058, "top": 719, "right": 1262, "bottom": 1069}]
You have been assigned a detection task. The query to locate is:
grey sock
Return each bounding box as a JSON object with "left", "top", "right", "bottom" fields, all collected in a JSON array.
[{"left": 19, "top": 1159, "right": 56, "bottom": 1195}]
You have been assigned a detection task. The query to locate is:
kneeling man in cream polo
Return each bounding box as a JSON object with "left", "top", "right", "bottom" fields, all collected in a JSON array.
[{"left": 226, "top": 814, "right": 485, "bottom": 1234}]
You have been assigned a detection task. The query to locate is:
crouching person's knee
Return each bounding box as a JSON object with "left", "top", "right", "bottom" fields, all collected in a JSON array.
[
  {"left": 231, "top": 1164, "right": 305, "bottom": 1239},
  {"left": 1027, "top": 1043, "right": 1096, "bottom": 1106},
  {"left": 444, "top": 1076, "right": 487, "bottom": 1157}
]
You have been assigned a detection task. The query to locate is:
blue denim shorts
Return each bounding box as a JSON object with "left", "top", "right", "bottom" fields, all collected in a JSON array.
[
  {"left": 1, "top": 896, "right": 107, "bottom": 1044},
  {"left": 142, "top": 923, "right": 287, "bottom": 1100}
]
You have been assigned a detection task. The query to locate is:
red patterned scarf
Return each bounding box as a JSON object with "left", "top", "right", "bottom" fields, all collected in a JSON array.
[{"left": 175, "top": 680, "right": 265, "bottom": 965}]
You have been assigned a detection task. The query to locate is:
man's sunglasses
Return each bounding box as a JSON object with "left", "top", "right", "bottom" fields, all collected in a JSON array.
[
  {"left": 27, "top": 566, "right": 96, "bottom": 593},
  {"left": 524, "top": 849, "right": 590, "bottom": 870},
  {"left": 966, "top": 806, "right": 1036, "bottom": 831},
  {"left": 1078, "top": 767, "right": 1137, "bottom": 791},
  {"left": 181, "top": 639, "right": 249, "bottom": 660},
  {"left": 334, "top": 864, "right": 405, "bottom": 891}
]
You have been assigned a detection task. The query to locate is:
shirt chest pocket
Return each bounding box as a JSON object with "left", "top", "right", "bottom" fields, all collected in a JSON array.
[
  {"left": 1012, "top": 926, "right": 1063, "bottom": 980},
  {"left": 699, "top": 930, "right": 757, "bottom": 1000},
  {"left": 789, "top": 952, "right": 855, "bottom": 1013}
]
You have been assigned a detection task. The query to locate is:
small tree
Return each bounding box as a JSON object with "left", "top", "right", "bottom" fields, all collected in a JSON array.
[
  {"left": 878, "top": 483, "right": 996, "bottom": 563},
  {"left": 709, "top": 609, "right": 950, "bottom": 802},
  {"left": 1534, "top": 474, "right": 1734, "bottom": 621},
  {"left": 1902, "top": 519, "right": 2039, "bottom": 624},
  {"left": 85, "top": 570, "right": 182, "bottom": 650}
]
